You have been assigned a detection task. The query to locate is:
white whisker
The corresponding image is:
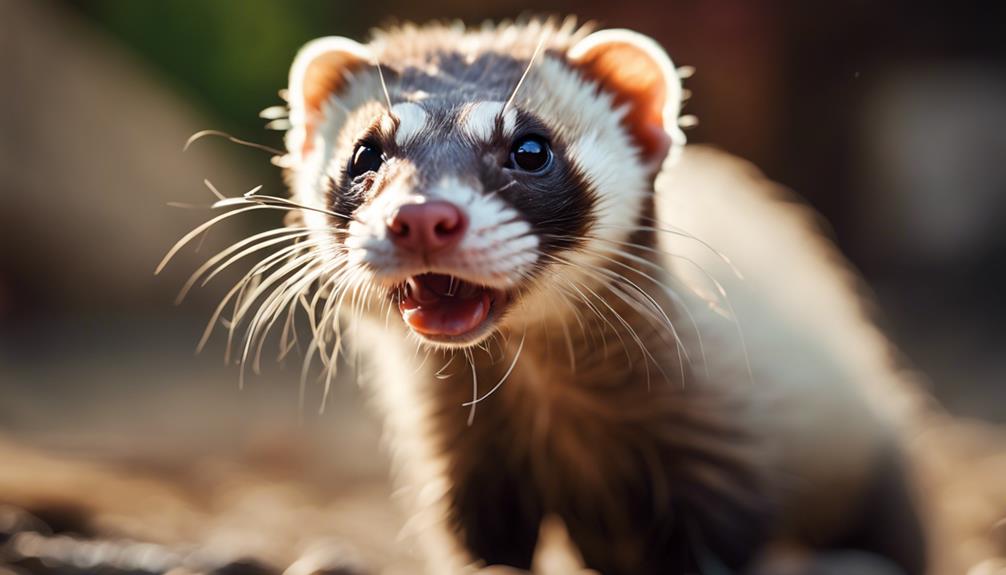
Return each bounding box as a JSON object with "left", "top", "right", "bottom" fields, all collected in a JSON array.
[
  {"left": 184, "top": 129, "right": 285, "bottom": 156},
  {"left": 462, "top": 328, "right": 526, "bottom": 407}
]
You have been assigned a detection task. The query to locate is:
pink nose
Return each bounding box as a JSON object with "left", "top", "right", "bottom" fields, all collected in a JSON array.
[{"left": 387, "top": 201, "right": 467, "bottom": 253}]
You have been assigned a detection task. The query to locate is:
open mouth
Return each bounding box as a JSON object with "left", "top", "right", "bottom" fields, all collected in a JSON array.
[{"left": 398, "top": 273, "right": 508, "bottom": 342}]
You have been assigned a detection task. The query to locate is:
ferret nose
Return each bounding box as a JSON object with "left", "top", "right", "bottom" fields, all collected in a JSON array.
[{"left": 387, "top": 201, "right": 468, "bottom": 253}]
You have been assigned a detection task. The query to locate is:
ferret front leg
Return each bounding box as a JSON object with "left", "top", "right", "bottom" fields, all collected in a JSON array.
[{"left": 445, "top": 456, "right": 544, "bottom": 570}]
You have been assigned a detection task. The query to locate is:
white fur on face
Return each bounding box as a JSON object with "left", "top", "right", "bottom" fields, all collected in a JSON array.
[
  {"left": 392, "top": 102, "right": 430, "bottom": 147},
  {"left": 345, "top": 175, "right": 538, "bottom": 287},
  {"left": 517, "top": 57, "right": 654, "bottom": 277},
  {"left": 285, "top": 39, "right": 666, "bottom": 315},
  {"left": 459, "top": 101, "right": 517, "bottom": 143},
  {"left": 290, "top": 86, "right": 538, "bottom": 292},
  {"left": 289, "top": 72, "right": 386, "bottom": 243}
]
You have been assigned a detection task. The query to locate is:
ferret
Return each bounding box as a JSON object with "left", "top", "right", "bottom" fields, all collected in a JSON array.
[{"left": 166, "top": 18, "right": 1004, "bottom": 575}]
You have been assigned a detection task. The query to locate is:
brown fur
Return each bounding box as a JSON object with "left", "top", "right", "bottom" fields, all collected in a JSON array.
[
  {"left": 0, "top": 16, "right": 1003, "bottom": 575},
  {"left": 420, "top": 270, "right": 772, "bottom": 571},
  {"left": 288, "top": 20, "right": 933, "bottom": 574}
]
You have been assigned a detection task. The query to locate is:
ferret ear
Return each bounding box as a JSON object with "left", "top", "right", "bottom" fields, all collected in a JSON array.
[
  {"left": 286, "top": 36, "right": 374, "bottom": 158},
  {"left": 568, "top": 29, "right": 686, "bottom": 167}
]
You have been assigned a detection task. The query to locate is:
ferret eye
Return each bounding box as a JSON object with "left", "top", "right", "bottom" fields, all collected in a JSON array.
[
  {"left": 508, "top": 135, "right": 552, "bottom": 173},
  {"left": 349, "top": 142, "right": 384, "bottom": 178}
]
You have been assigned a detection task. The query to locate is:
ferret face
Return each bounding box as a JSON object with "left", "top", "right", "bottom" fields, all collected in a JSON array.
[{"left": 285, "top": 22, "right": 685, "bottom": 347}]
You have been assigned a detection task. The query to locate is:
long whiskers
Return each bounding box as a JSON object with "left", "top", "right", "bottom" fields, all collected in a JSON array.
[
  {"left": 575, "top": 241, "right": 709, "bottom": 379},
  {"left": 462, "top": 327, "right": 526, "bottom": 408},
  {"left": 499, "top": 26, "right": 549, "bottom": 121},
  {"left": 544, "top": 226, "right": 754, "bottom": 386},
  {"left": 160, "top": 175, "right": 373, "bottom": 411},
  {"left": 175, "top": 227, "right": 319, "bottom": 304},
  {"left": 597, "top": 236, "right": 753, "bottom": 385},
  {"left": 184, "top": 129, "right": 285, "bottom": 157},
  {"left": 599, "top": 220, "right": 744, "bottom": 280},
  {"left": 465, "top": 349, "right": 478, "bottom": 426},
  {"left": 543, "top": 253, "right": 674, "bottom": 388},
  {"left": 375, "top": 59, "right": 396, "bottom": 116}
]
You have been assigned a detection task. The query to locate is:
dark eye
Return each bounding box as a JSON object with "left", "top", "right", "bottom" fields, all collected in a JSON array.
[
  {"left": 508, "top": 135, "right": 552, "bottom": 173},
  {"left": 348, "top": 142, "right": 384, "bottom": 178}
]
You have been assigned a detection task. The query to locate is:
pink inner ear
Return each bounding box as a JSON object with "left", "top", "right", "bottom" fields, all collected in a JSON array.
[
  {"left": 299, "top": 51, "right": 367, "bottom": 156},
  {"left": 574, "top": 43, "right": 671, "bottom": 165}
]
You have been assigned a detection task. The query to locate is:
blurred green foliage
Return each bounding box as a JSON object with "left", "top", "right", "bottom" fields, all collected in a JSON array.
[{"left": 66, "top": 1, "right": 370, "bottom": 136}]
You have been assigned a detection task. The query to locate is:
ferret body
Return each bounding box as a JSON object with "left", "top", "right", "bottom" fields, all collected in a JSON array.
[
  {"left": 346, "top": 147, "right": 930, "bottom": 574},
  {"left": 1, "top": 17, "right": 1003, "bottom": 575},
  {"left": 269, "top": 19, "right": 938, "bottom": 574}
]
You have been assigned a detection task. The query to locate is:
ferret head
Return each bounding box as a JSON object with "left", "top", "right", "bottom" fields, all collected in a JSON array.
[{"left": 284, "top": 20, "right": 685, "bottom": 348}]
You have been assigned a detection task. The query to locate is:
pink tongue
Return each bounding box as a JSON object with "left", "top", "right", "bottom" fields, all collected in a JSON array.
[{"left": 401, "top": 289, "right": 490, "bottom": 336}]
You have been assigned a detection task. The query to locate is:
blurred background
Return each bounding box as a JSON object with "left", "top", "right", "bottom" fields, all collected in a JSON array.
[{"left": 0, "top": 0, "right": 1004, "bottom": 571}]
